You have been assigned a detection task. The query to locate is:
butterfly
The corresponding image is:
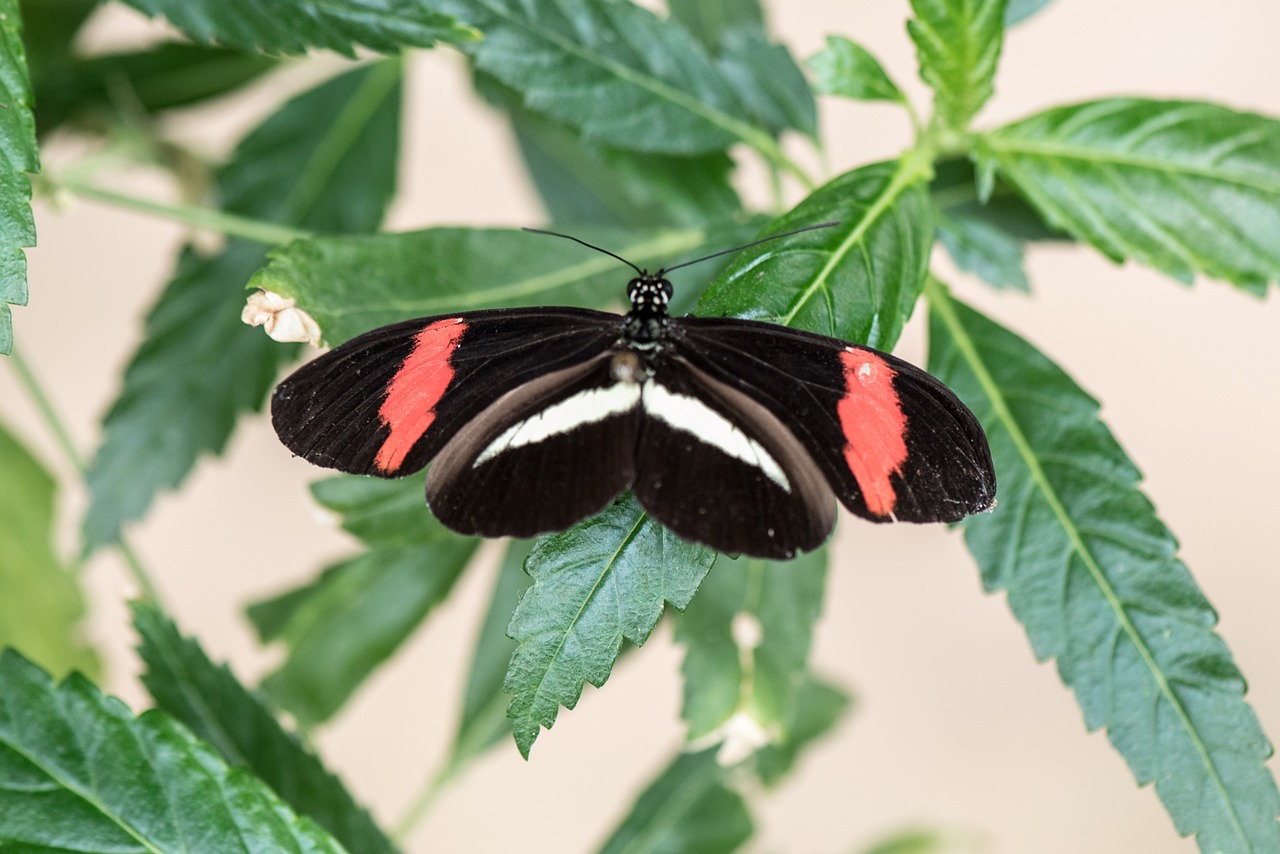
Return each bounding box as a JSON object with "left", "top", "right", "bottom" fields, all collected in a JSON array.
[{"left": 270, "top": 226, "right": 996, "bottom": 559}]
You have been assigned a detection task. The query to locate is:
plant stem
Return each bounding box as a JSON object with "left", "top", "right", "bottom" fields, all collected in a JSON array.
[
  {"left": 393, "top": 759, "right": 458, "bottom": 842},
  {"left": 50, "top": 178, "right": 312, "bottom": 246},
  {"left": 8, "top": 348, "right": 165, "bottom": 604}
]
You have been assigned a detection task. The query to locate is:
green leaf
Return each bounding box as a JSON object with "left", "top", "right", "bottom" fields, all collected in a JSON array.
[
  {"left": 977, "top": 99, "right": 1280, "bottom": 294},
  {"left": 907, "top": 0, "right": 1006, "bottom": 131},
  {"left": 116, "top": 0, "right": 479, "bottom": 56},
  {"left": 1005, "top": 0, "right": 1054, "bottom": 26},
  {"left": 505, "top": 494, "right": 717, "bottom": 757},
  {"left": 133, "top": 602, "right": 399, "bottom": 854},
  {"left": 936, "top": 211, "right": 1028, "bottom": 291},
  {"left": 82, "top": 62, "right": 402, "bottom": 551},
  {"left": 595, "top": 748, "right": 752, "bottom": 854},
  {"left": 449, "top": 539, "right": 534, "bottom": 769},
  {"left": 713, "top": 27, "right": 816, "bottom": 140},
  {"left": 0, "top": 649, "right": 346, "bottom": 852},
  {"left": 807, "top": 35, "right": 906, "bottom": 105},
  {"left": 18, "top": 0, "right": 96, "bottom": 79},
  {"left": 926, "top": 283, "right": 1280, "bottom": 854},
  {"left": 676, "top": 549, "right": 827, "bottom": 742},
  {"left": 749, "top": 675, "right": 850, "bottom": 786},
  {"left": 444, "top": 0, "right": 775, "bottom": 155},
  {"left": 35, "top": 42, "right": 278, "bottom": 135},
  {"left": 249, "top": 474, "right": 479, "bottom": 725},
  {"left": 0, "top": 421, "right": 97, "bottom": 680},
  {"left": 252, "top": 224, "right": 737, "bottom": 346},
  {"left": 0, "top": 0, "right": 38, "bottom": 356},
  {"left": 931, "top": 156, "right": 1065, "bottom": 244},
  {"left": 666, "top": 0, "right": 764, "bottom": 51},
  {"left": 699, "top": 159, "right": 935, "bottom": 350}
]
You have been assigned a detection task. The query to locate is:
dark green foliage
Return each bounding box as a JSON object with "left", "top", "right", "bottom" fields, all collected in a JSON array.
[{"left": 0, "top": 0, "right": 37, "bottom": 355}]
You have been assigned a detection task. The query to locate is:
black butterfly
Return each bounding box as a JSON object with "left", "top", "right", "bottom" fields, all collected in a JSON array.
[{"left": 271, "top": 226, "right": 995, "bottom": 559}]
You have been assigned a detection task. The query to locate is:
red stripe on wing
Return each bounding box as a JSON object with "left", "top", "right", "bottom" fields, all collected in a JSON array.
[
  {"left": 838, "top": 349, "right": 908, "bottom": 516},
  {"left": 374, "top": 317, "right": 467, "bottom": 473}
]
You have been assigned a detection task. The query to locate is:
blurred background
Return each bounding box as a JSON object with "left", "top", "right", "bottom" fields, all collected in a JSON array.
[{"left": 3, "top": 1, "right": 1279, "bottom": 851}]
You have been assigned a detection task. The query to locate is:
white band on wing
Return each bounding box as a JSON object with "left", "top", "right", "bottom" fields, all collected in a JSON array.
[{"left": 474, "top": 382, "right": 643, "bottom": 467}]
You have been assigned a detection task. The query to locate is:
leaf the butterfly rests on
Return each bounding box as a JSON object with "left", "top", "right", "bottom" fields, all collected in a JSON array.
[{"left": 269, "top": 229, "right": 996, "bottom": 559}]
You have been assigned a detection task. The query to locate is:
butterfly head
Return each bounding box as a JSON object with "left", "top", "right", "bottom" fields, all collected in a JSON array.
[{"left": 626, "top": 272, "right": 673, "bottom": 310}]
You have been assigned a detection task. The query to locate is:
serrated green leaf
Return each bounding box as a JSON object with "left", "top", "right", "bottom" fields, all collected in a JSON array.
[
  {"left": 444, "top": 0, "right": 776, "bottom": 155},
  {"left": 250, "top": 474, "right": 478, "bottom": 725},
  {"left": 666, "top": 0, "right": 764, "bottom": 51},
  {"left": 749, "top": 675, "right": 849, "bottom": 786},
  {"left": 0, "top": 0, "right": 37, "bottom": 356},
  {"left": 595, "top": 748, "right": 752, "bottom": 854},
  {"left": 676, "top": 549, "right": 827, "bottom": 742},
  {"left": 926, "top": 283, "right": 1280, "bottom": 853},
  {"left": 35, "top": 42, "right": 277, "bottom": 135},
  {"left": 505, "top": 494, "right": 717, "bottom": 757},
  {"left": 807, "top": 35, "right": 905, "bottom": 105},
  {"left": 977, "top": 99, "right": 1280, "bottom": 293},
  {"left": 133, "top": 603, "right": 399, "bottom": 854},
  {"left": 0, "top": 649, "right": 346, "bottom": 852},
  {"left": 82, "top": 62, "right": 402, "bottom": 551},
  {"left": 117, "top": 0, "right": 478, "bottom": 56},
  {"left": 253, "top": 225, "right": 737, "bottom": 346},
  {"left": 907, "top": 0, "right": 1006, "bottom": 131},
  {"left": 0, "top": 420, "right": 97, "bottom": 680},
  {"left": 1005, "top": 0, "right": 1054, "bottom": 26},
  {"left": 699, "top": 159, "right": 934, "bottom": 351},
  {"left": 936, "top": 211, "right": 1028, "bottom": 291}
]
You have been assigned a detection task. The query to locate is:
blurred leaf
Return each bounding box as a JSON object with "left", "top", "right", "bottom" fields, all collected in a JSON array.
[
  {"left": 35, "top": 43, "right": 278, "bottom": 135},
  {"left": 134, "top": 602, "right": 399, "bottom": 854},
  {"left": 907, "top": 0, "right": 1005, "bottom": 131},
  {"left": 0, "top": 420, "right": 97, "bottom": 680},
  {"left": 750, "top": 675, "right": 849, "bottom": 786},
  {"left": 977, "top": 99, "right": 1280, "bottom": 294},
  {"left": 117, "top": 0, "right": 478, "bottom": 56},
  {"left": 1005, "top": 0, "right": 1055, "bottom": 26},
  {"left": 253, "top": 225, "right": 732, "bottom": 346},
  {"left": 505, "top": 494, "right": 717, "bottom": 757},
  {"left": 0, "top": 650, "right": 346, "bottom": 851},
  {"left": 83, "top": 62, "right": 402, "bottom": 551},
  {"left": 713, "top": 27, "right": 816, "bottom": 140},
  {"left": 936, "top": 211, "right": 1028, "bottom": 291},
  {"left": 927, "top": 284, "right": 1280, "bottom": 853},
  {"left": 807, "top": 35, "right": 905, "bottom": 105},
  {"left": 444, "top": 0, "right": 775, "bottom": 155},
  {"left": 18, "top": 0, "right": 96, "bottom": 78},
  {"left": 595, "top": 748, "right": 752, "bottom": 854},
  {"left": 700, "top": 159, "right": 934, "bottom": 351},
  {"left": 448, "top": 539, "right": 535, "bottom": 769},
  {"left": 0, "top": 0, "right": 37, "bottom": 356},
  {"left": 666, "top": 0, "right": 764, "bottom": 51},
  {"left": 931, "top": 156, "right": 1064, "bottom": 243},
  {"left": 676, "top": 549, "right": 827, "bottom": 741},
  {"left": 250, "top": 473, "right": 479, "bottom": 725}
]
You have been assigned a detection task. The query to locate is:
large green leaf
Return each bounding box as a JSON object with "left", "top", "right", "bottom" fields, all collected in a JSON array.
[
  {"left": 594, "top": 748, "right": 752, "bottom": 854},
  {"left": 443, "top": 0, "right": 781, "bottom": 156},
  {"left": 666, "top": 0, "right": 763, "bottom": 51},
  {"left": 117, "top": 0, "right": 478, "bottom": 56},
  {"left": 0, "top": 420, "right": 97, "bottom": 680},
  {"left": 907, "top": 0, "right": 1006, "bottom": 132},
  {"left": 134, "top": 603, "right": 398, "bottom": 854},
  {"left": 0, "top": 0, "right": 37, "bottom": 356},
  {"left": 252, "top": 224, "right": 738, "bottom": 346},
  {"left": 0, "top": 650, "right": 345, "bottom": 851},
  {"left": 249, "top": 474, "right": 478, "bottom": 725},
  {"left": 505, "top": 494, "right": 717, "bottom": 757},
  {"left": 699, "top": 159, "right": 934, "bottom": 350},
  {"left": 712, "top": 26, "right": 816, "bottom": 140},
  {"left": 807, "top": 35, "right": 906, "bottom": 105},
  {"left": 35, "top": 42, "right": 277, "bottom": 135},
  {"left": 82, "top": 62, "right": 402, "bottom": 551},
  {"left": 926, "top": 283, "right": 1280, "bottom": 853},
  {"left": 977, "top": 99, "right": 1280, "bottom": 294},
  {"left": 18, "top": 0, "right": 96, "bottom": 79},
  {"left": 676, "top": 549, "right": 827, "bottom": 742}
]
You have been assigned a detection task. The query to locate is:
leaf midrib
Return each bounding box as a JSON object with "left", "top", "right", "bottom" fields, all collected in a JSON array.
[{"left": 925, "top": 278, "right": 1249, "bottom": 847}]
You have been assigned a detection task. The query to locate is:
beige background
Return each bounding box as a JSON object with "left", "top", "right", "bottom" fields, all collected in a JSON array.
[{"left": 3, "top": 1, "right": 1279, "bottom": 851}]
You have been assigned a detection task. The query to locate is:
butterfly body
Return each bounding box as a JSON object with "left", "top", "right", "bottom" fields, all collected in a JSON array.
[{"left": 272, "top": 266, "right": 995, "bottom": 559}]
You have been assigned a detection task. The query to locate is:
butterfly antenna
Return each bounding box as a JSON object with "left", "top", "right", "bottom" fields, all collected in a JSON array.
[
  {"left": 522, "top": 227, "right": 645, "bottom": 276},
  {"left": 660, "top": 221, "right": 841, "bottom": 274}
]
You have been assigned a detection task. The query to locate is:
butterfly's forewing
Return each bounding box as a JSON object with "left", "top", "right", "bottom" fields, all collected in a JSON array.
[
  {"left": 271, "top": 308, "right": 621, "bottom": 477},
  {"left": 670, "top": 317, "right": 996, "bottom": 524},
  {"left": 632, "top": 357, "right": 836, "bottom": 559}
]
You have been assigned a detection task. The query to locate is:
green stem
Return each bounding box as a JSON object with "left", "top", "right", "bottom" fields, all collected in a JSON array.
[
  {"left": 8, "top": 348, "right": 165, "bottom": 604},
  {"left": 393, "top": 759, "right": 458, "bottom": 842},
  {"left": 50, "top": 178, "right": 312, "bottom": 246}
]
